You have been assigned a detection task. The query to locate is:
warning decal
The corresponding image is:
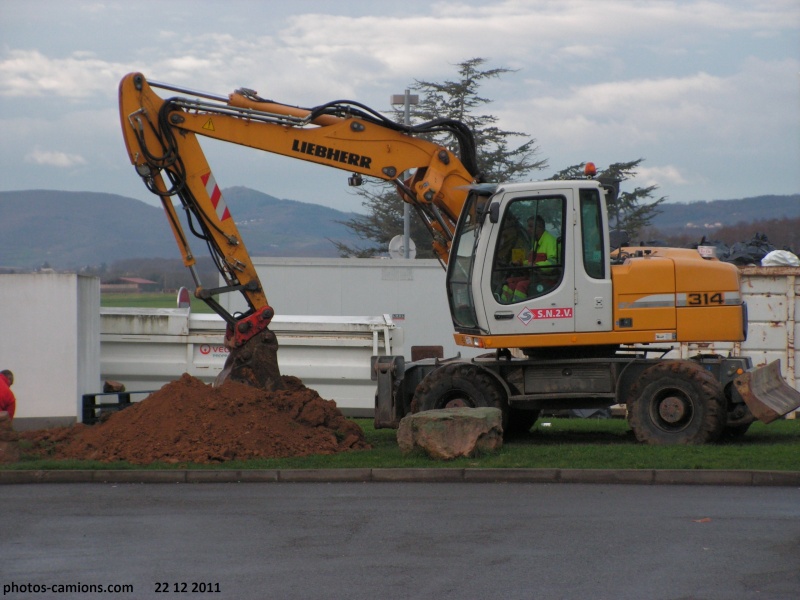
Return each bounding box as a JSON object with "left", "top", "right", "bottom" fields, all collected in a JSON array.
[
  {"left": 200, "top": 171, "right": 231, "bottom": 221},
  {"left": 202, "top": 118, "right": 215, "bottom": 131}
]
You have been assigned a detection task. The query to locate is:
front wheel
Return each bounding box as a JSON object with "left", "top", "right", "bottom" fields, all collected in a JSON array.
[
  {"left": 627, "top": 361, "right": 726, "bottom": 445},
  {"left": 411, "top": 363, "right": 508, "bottom": 429}
]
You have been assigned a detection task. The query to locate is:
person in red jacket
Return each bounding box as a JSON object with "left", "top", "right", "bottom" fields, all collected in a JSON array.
[{"left": 0, "top": 369, "right": 16, "bottom": 420}]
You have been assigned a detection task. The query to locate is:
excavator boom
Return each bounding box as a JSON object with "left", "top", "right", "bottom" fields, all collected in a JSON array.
[{"left": 118, "top": 73, "right": 477, "bottom": 389}]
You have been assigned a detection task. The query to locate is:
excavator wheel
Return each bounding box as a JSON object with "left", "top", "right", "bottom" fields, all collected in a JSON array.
[
  {"left": 411, "top": 363, "right": 508, "bottom": 429},
  {"left": 626, "top": 361, "right": 726, "bottom": 445}
]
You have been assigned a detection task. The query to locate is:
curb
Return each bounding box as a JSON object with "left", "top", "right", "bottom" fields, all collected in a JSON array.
[{"left": 1, "top": 468, "right": 798, "bottom": 486}]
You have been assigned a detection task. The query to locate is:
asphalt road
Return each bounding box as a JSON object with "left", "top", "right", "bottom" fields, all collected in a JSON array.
[{"left": 1, "top": 483, "right": 798, "bottom": 600}]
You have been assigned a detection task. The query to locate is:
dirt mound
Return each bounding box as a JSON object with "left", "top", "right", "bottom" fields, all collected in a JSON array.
[{"left": 21, "top": 374, "right": 369, "bottom": 464}]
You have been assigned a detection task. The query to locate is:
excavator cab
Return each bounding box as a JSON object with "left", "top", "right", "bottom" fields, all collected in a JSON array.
[{"left": 447, "top": 180, "right": 613, "bottom": 342}]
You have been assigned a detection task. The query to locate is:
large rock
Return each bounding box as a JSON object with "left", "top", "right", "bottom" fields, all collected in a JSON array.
[{"left": 397, "top": 407, "right": 503, "bottom": 460}]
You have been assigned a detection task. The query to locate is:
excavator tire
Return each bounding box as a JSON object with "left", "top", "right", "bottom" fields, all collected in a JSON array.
[
  {"left": 626, "top": 361, "right": 726, "bottom": 445},
  {"left": 411, "top": 363, "right": 508, "bottom": 429}
]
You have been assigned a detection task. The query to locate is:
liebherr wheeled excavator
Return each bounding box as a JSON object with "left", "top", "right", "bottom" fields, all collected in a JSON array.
[{"left": 119, "top": 73, "right": 800, "bottom": 444}]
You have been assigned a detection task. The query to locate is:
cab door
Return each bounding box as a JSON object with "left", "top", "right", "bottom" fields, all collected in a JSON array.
[
  {"left": 572, "top": 187, "right": 613, "bottom": 333},
  {"left": 480, "top": 189, "right": 576, "bottom": 335}
]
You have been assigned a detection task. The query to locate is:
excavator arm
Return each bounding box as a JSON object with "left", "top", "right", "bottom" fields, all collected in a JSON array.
[{"left": 118, "top": 72, "right": 477, "bottom": 389}]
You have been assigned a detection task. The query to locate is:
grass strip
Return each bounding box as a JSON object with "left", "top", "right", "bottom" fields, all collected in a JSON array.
[
  {"left": 101, "top": 293, "right": 213, "bottom": 313},
  {"left": 7, "top": 418, "right": 799, "bottom": 472}
]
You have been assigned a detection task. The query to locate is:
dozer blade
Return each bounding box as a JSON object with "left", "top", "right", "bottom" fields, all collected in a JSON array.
[
  {"left": 214, "top": 328, "right": 283, "bottom": 391},
  {"left": 733, "top": 360, "right": 800, "bottom": 424}
]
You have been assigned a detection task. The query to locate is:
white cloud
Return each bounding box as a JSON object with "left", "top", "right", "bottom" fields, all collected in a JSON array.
[
  {"left": 521, "top": 71, "right": 731, "bottom": 144},
  {"left": 25, "top": 149, "right": 87, "bottom": 168},
  {"left": 81, "top": 3, "right": 111, "bottom": 15},
  {"left": 502, "top": 53, "right": 797, "bottom": 174},
  {"left": 636, "top": 165, "right": 689, "bottom": 188},
  {"left": 2, "top": 1, "right": 794, "bottom": 102},
  {"left": 0, "top": 49, "right": 125, "bottom": 98},
  {"left": 0, "top": 0, "right": 796, "bottom": 207},
  {"left": 272, "top": 0, "right": 799, "bottom": 81}
]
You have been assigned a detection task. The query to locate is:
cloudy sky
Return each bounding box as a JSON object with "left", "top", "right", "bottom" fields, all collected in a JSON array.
[{"left": 1, "top": 0, "right": 798, "bottom": 214}]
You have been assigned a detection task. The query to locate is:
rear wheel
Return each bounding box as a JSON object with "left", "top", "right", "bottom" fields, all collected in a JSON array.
[
  {"left": 627, "top": 361, "right": 726, "bottom": 445},
  {"left": 411, "top": 363, "right": 508, "bottom": 429}
]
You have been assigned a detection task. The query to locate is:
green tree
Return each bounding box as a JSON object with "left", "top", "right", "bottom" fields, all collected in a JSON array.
[
  {"left": 333, "top": 58, "right": 546, "bottom": 258},
  {"left": 412, "top": 58, "right": 546, "bottom": 183},
  {"left": 549, "top": 159, "right": 666, "bottom": 238}
]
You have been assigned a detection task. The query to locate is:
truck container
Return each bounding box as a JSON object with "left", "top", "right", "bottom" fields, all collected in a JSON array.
[
  {"left": 677, "top": 266, "right": 798, "bottom": 398},
  {"left": 100, "top": 308, "right": 401, "bottom": 417}
]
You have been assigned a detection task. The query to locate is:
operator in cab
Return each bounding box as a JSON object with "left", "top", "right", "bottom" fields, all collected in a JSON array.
[{"left": 500, "top": 215, "right": 559, "bottom": 303}]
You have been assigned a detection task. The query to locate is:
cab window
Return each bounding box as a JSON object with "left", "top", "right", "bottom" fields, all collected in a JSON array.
[
  {"left": 491, "top": 196, "right": 565, "bottom": 304},
  {"left": 446, "top": 192, "right": 483, "bottom": 328},
  {"left": 579, "top": 189, "right": 605, "bottom": 279}
]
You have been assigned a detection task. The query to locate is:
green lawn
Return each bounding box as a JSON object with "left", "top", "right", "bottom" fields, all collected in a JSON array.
[
  {"left": 101, "top": 293, "right": 214, "bottom": 313},
  {"left": 10, "top": 417, "right": 800, "bottom": 472}
]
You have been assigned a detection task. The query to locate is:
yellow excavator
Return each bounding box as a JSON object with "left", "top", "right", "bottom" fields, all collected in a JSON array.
[{"left": 118, "top": 73, "right": 800, "bottom": 444}]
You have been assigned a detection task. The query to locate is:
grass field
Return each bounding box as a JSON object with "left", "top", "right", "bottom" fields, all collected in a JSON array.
[
  {"left": 10, "top": 417, "right": 800, "bottom": 472},
  {"left": 101, "top": 293, "right": 214, "bottom": 313}
]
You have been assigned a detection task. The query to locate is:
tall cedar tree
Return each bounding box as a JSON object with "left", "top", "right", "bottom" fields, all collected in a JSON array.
[{"left": 333, "top": 58, "right": 546, "bottom": 258}]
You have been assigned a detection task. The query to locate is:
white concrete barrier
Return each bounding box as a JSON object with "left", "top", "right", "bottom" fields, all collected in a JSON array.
[{"left": 0, "top": 274, "right": 100, "bottom": 428}]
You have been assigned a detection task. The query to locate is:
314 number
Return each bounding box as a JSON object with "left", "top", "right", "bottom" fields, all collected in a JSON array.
[{"left": 687, "top": 292, "right": 724, "bottom": 306}]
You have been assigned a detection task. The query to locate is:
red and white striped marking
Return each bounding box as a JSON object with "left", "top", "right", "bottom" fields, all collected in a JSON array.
[{"left": 200, "top": 171, "right": 231, "bottom": 221}]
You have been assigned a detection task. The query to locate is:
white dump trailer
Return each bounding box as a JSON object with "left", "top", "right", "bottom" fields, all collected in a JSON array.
[
  {"left": 99, "top": 309, "right": 402, "bottom": 417},
  {"left": 677, "top": 266, "right": 798, "bottom": 400}
]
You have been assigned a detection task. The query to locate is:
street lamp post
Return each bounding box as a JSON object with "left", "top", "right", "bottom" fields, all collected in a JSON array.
[{"left": 390, "top": 90, "right": 419, "bottom": 258}]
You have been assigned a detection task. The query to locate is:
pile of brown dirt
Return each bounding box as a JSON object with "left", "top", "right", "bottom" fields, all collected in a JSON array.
[{"left": 20, "top": 374, "right": 369, "bottom": 465}]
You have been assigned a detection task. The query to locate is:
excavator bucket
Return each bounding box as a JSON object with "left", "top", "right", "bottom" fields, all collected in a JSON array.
[
  {"left": 214, "top": 329, "right": 284, "bottom": 391},
  {"left": 733, "top": 360, "right": 800, "bottom": 424}
]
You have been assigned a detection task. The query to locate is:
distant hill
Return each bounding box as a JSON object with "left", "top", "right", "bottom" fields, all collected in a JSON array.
[
  {"left": 223, "top": 187, "right": 361, "bottom": 257},
  {"left": 1, "top": 188, "right": 798, "bottom": 270},
  {"left": 0, "top": 188, "right": 361, "bottom": 269},
  {"left": 648, "top": 194, "right": 800, "bottom": 234}
]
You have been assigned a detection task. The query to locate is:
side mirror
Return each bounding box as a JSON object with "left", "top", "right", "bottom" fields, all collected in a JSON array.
[
  {"left": 598, "top": 176, "right": 620, "bottom": 203},
  {"left": 489, "top": 202, "right": 500, "bottom": 223}
]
